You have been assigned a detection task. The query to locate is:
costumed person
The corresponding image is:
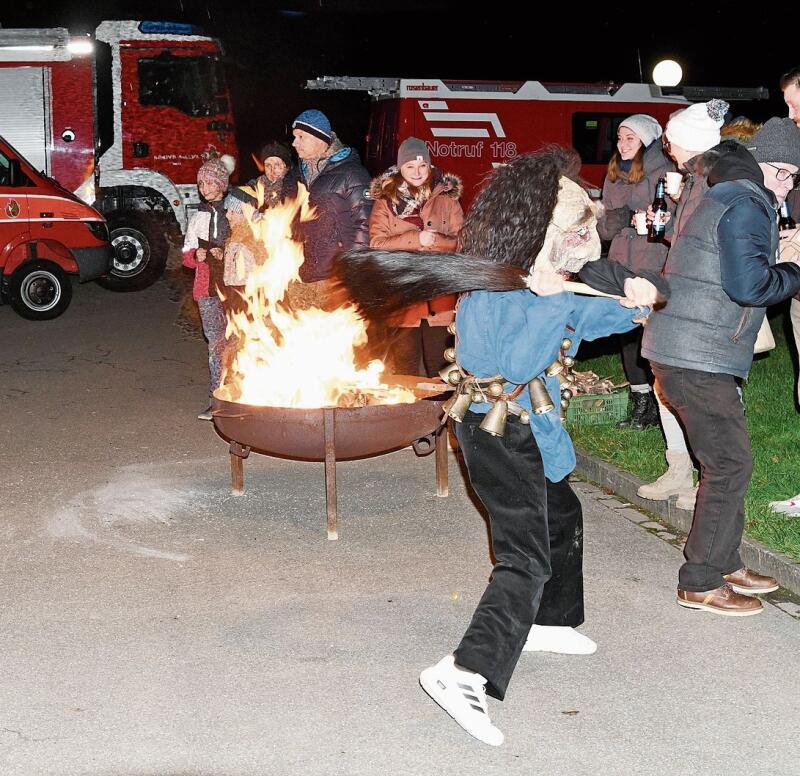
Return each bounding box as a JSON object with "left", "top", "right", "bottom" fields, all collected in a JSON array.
[
  {"left": 599, "top": 113, "right": 672, "bottom": 430},
  {"left": 368, "top": 137, "right": 464, "bottom": 377},
  {"left": 333, "top": 148, "right": 664, "bottom": 745},
  {"left": 637, "top": 100, "right": 730, "bottom": 511},
  {"left": 291, "top": 109, "right": 372, "bottom": 310},
  {"left": 642, "top": 117, "right": 800, "bottom": 615},
  {"left": 182, "top": 153, "right": 236, "bottom": 420}
]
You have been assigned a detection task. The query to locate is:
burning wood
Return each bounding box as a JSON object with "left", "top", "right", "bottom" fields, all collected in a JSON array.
[{"left": 214, "top": 183, "right": 415, "bottom": 408}]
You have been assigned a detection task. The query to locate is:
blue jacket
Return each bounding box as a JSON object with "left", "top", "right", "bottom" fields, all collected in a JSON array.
[{"left": 456, "top": 289, "right": 640, "bottom": 481}]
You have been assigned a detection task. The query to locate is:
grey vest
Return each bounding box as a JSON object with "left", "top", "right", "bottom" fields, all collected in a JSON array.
[{"left": 642, "top": 179, "right": 778, "bottom": 379}]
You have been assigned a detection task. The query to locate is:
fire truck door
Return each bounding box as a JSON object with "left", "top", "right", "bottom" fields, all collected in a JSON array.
[
  {"left": 119, "top": 46, "right": 233, "bottom": 183},
  {"left": 0, "top": 148, "right": 31, "bottom": 268},
  {"left": 0, "top": 68, "right": 50, "bottom": 176}
]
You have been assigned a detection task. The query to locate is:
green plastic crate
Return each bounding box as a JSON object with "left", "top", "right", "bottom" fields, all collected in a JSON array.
[{"left": 565, "top": 387, "right": 630, "bottom": 426}]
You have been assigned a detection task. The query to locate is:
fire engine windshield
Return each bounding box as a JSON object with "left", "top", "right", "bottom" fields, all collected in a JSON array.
[{"left": 138, "top": 52, "right": 228, "bottom": 117}]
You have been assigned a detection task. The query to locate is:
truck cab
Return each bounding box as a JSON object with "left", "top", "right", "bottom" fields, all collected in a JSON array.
[{"left": 0, "top": 135, "right": 110, "bottom": 319}]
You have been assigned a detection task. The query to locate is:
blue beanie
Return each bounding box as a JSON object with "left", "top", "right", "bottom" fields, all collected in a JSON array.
[{"left": 292, "top": 109, "right": 333, "bottom": 145}]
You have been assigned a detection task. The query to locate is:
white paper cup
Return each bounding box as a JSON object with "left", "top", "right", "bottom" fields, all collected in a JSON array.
[
  {"left": 665, "top": 172, "right": 683, "bottom": 197},
  {"left": 633, "top": 212, "right": 648, "bottom": 235}
]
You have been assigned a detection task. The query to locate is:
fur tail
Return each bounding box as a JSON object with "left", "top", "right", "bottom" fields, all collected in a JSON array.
[{"left": 332, "top": 249, "right": 527, "bottom": 318}]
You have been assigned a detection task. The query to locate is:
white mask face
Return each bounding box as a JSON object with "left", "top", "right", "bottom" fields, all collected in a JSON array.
[{"left": 534, "top": 177, "right": 601, "bottom": 273}]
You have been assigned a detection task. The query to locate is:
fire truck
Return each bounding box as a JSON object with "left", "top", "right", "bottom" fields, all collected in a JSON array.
[
  {"left": 0, "top": 20, "right": 237, "bottom": 291},
  {"left": 0, "top": 134, "right": 111, "bottom": 319},
  {"left": 307, "top": 77, "right": 767, "bottom": 207}
]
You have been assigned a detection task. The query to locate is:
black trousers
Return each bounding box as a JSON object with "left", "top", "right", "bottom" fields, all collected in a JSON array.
[
  {"left": 452, "top": 412, "right": 552, "bottom": 700},
  {"left": 651, "top": 363, "right": 751, "bottom": 591},
  {"left": 618, "top": 327, "right": 652, "bottom": 387},
  {"left": 389, "top": 322, "right": 452, "bottom": 378},
  {"left": 537, "top": 477, "right": 584, "bottom": 627}
]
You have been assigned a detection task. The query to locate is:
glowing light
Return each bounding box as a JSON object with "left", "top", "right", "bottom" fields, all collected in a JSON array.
[
  {"left": 67, "top": 38, "right": 94, "bottom": 55},
  {"left": 653, "top": 60, "right": 683, "bottom": 88}
]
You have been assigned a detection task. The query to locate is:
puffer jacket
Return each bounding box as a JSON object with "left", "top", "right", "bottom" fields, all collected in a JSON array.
[
  {"left": 369, "top": 167, "right": 464, "bottom": 326},
  {"left": 598, "top": 140, "right": 673, "bottom": 275},
  {"left": 297, "top": 141, "right": 372, "bottom": 282},
  {"left": 642, "top": 142, "right": 800, "bottom": 378}
]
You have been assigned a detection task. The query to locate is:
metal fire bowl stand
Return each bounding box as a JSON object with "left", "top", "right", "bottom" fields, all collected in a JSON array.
[{"left": 211, "top": 381, "right": 449, "bottom": 540}]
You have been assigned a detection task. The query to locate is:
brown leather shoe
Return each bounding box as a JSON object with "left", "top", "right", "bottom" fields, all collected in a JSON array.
[
  {"left": 677, "top": 584, "right": 763, "bottom": 616},
  {"left": 723, "top": 567, "right": 779, "bottom": 595}
]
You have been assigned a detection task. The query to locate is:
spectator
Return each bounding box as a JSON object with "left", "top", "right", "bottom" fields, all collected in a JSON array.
[
  {"left": 637, "top": 101, "right": 730, "bottom": 510},
  {"left": 368, "top": 137, "right": 464, "bottom": 376},
  {"left": 641, "top": 117, "right": 800, "bottom": 616},
  {"left": 181, "top": 154, "right": 236, "bottom": 420},
  {"left": 598, "top": 114, "right": 672, "bottom": 430},
  {"left": 291, "top": 109, "right": 372, "bottom": 309},
  {"left": 223, "top": 141, "right": 299, "bottom": 295}
]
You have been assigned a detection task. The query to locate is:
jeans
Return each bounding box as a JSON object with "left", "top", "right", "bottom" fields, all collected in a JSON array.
[
  {"left": 651, "top": 363, "right": 751, "bottom": 591},
  {"left": 453, "top": 412, "right": 551, "bottom": 700},
  {"left": 198, "top": 296, "right": 229, "bottom": 393}
]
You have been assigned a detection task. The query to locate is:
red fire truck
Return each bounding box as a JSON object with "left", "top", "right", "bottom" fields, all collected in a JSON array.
[
  {"left": 307, "top": 77, "right": 767, "bottom": 207},
  {"left": 0, "top": 134, "right": 111, "bottom": 319},
  {"left": 0, "top": 20, "right": 237, "bottom": 291}
]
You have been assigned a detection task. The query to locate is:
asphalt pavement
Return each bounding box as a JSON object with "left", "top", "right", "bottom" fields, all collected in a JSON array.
[{"left": 1, "top": 277, "right": 798, "bottom": 776}]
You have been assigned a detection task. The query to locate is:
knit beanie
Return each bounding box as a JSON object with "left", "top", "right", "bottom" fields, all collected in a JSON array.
[
  {"left": 618, "top": 114, "right": 662, "bottom": 147},
  {"left": 197, "top": 154, "right": 235, "bottom": 188},
  {"left": 292, "top": 109, "right": 333, "bottom": 145},
  {"left": 258, "top": 140, "right": 293, "bottom": 167},
  {"left": 397, "top": 137, "right": 431, "bottom": 167},
  {"left": 747, "top": 117, "right": 800, "bottom": 168},
  {"left": 665, "top": 99, "right": 729, "bottom": 152}
]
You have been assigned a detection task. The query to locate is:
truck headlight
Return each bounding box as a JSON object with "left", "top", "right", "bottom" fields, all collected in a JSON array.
[{"left": 85, "top": 220, "right": 110, "bottom": 242}]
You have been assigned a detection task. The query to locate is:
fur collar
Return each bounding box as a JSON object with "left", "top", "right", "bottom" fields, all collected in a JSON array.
[{"left": 368, "top": 166, "right": 463, "bottom": 202}]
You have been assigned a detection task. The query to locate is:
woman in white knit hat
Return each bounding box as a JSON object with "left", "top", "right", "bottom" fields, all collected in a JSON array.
[
  {"left": 598, "top": 114, "right": 674, "bottom": 431},
  {"left": 637, "top": 100, "right": 729, "bottom": 510}
]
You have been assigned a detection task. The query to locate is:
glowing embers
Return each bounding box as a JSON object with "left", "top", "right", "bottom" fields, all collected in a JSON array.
[{"left": 215, "top": 182, "right": 415, "bottom": 408}]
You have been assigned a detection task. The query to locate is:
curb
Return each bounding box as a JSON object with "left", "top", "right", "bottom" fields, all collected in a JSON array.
[{"left": 574, "top": 448, "right": 800, "bottom": 597}]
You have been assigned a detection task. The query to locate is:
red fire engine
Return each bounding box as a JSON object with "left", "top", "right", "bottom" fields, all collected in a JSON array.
[
  {"left": 0, "top": 134, "right": 111, "bottom": 319},
  {"left": 0, "top": 20, "right": 237, "bottom": 290},
  {"left": 307, "top": 77, "right": 767, "bottom": 207}
]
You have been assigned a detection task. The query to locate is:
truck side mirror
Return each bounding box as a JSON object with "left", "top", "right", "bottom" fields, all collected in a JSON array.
[{"left": 8, "top": 158, "right": 22, "bottom": 187}]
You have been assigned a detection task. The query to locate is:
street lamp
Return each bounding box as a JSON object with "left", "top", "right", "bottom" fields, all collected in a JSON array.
[{"left": 653, "top": 59, "right": 683, "bottom": 87}]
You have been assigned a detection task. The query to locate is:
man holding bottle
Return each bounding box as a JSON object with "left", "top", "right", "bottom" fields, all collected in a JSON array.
[{"left": 641, "top": 117, "right": 800, "bottom": 616}]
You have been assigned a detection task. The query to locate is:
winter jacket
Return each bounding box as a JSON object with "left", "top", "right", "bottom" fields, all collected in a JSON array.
[
  {"left": 368, "top": 167, "right": 464, "bottom": 325},
  {"left": 642, "top": 142, "right": 800, "bottom": 378},
  {"left": 182, "top": 203, "right": 228, "bottom": 301},
  {"left": 599, "top": 141, "right": 673, "bottom": 274},
  {"left": 296, "top": 141, "right": 372, "bottom": 283}
]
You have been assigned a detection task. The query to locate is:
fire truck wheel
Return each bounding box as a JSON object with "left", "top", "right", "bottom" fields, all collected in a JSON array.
[
  {"left": 98, "top": 213, "right": 168, "bottom": 292},
  {"left": 8, "top": 260, "right": 72, "bottom": 320}
]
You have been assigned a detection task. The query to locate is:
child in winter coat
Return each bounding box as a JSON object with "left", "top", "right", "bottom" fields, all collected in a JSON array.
[{"left": 182, "top": 154, "right": 236, "bottom": 420}]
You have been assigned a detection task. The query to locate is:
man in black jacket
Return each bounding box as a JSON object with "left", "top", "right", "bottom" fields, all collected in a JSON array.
[
  {"left": 641, "top": 118, "right": 800, "bottom": 616},
  {"left": 291, "top": 109, "right": 372, "bottom": 291}
]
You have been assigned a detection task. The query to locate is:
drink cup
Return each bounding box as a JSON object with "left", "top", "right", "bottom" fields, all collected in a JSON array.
[
  {"left": 665, "top": 171, "right": 683, "bottom": 197},
  {"left": 633, "top": 211, "right": 648, "bottom": 235}
]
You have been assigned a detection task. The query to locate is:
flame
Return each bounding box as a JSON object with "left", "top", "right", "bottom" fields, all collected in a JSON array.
[{"left": 215, "top": 183, "right": 415, "bottom": 408}]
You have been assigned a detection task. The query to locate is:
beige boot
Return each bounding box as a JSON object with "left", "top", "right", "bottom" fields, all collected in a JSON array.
[
  {"left": 638, "top": 450, "right": 695, "bottom": 500},
  {"left": 675, "top": 484, "right": 698, "bottom": 511}
]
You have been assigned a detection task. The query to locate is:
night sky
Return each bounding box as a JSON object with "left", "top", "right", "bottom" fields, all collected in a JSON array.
[{"left": 1, "top": 1, "right": 793, "bottom": 180}]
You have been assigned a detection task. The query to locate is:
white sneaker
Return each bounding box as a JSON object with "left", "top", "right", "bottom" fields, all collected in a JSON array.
[
  {"left": 522, "top": 625, "right": 597, "bottom": 655},
  {"left": 197, "top": 406, "right": 213, "bottom": 421},
  {"left": 419, "top": 655, "right": 504, "bottom": 746},
  {"left": 769, "top": 493, "right": 800, "bottom": 515}
]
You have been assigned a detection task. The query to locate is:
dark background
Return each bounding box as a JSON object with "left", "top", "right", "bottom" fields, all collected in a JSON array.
[{"left": 1, "top": 1, "right": 793, "bottom": 180}]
